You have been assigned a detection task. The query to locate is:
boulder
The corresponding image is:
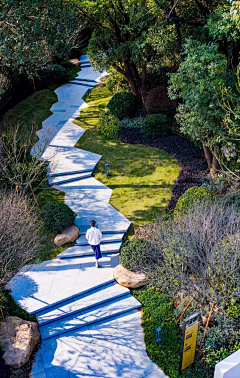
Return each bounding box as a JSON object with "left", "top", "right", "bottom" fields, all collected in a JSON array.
[
  {"left": 54, "top": 225, "right": 79, "bottom": 246},
  {"left": 113, "top": 264, "right": 149, "bottom": 289},
  {"left": 68, "top": 58, "right": 80, "bottom": 66},
  {"left": 0, "top": 316, "right": 40, "bottom": 368}
]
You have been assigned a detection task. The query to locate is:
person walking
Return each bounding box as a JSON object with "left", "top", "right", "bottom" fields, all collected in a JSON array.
[{"left": 86, "top": 220, "right": 102, "bottom": 268}]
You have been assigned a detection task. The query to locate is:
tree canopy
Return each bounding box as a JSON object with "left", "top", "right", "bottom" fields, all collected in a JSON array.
[{"left": 0, "top": 0, "right": 80, "bottom": 79}]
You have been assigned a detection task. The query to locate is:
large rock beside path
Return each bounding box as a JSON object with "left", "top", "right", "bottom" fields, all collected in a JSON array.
[
  {"left": 0, "top": 316, "right": 40, "bottom": 368},
  {"left": 68, "top": 58, "right": 80, "bottom": 66},
  {"left": 54, "top": 225, "right": 79, "bottom": 246},
  {"left": 113, "top": 264, "right": 149, "bottom": 289}
]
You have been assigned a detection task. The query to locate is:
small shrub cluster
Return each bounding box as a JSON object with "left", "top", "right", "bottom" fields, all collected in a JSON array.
[
  {"left": 107, "top": 91, "right": 138, "bottom": 120},
  {"left": 119, "top": 238, "right": 152, "bottom": 272},
  {"left": 141, "top": 114, "right": 170, "bottom": 138},
  {"left": 174, "top": 186, "right": 215, "bottom": 216},
  {"left": 42, "top": 64, "right": 68, "bottom": 84},
  {"left": 145, "top": 85, "right": 177, "bottom": 115},
  {"left": 40, "top": 201, "right": 75, "bottom": 234},
  {"left": 119, "top": 116, "right": 144, "bottom": 129},
  {"left": 98, "top": 111, "right": 121, "bottom": 140}
]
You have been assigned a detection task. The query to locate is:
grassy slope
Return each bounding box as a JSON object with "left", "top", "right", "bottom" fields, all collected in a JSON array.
[
  {"left": 2, "top": 89, "right": 65, "bottom": 206},
  {"left": 75, "top": 85, "right": 179, "bottom": 231}
]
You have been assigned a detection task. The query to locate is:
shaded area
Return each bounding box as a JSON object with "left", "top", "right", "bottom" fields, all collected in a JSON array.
[{"left": 119, "top": 128, "right": 208, "bottom": 209}]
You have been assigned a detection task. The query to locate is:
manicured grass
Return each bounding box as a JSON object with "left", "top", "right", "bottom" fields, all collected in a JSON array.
[
  {"left": 132, "top": 288, "right": 211, "bottom": 378},
  {"left": 2, "top": 89, "right": 57, "bottom": 143},
  {"left": 75, "top": 85, "right": 179, "bottom": 229}
]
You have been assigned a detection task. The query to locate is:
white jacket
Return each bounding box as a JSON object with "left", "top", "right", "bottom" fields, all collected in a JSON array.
[{"left": 86, "top": 227, "right": 102, "bottom": 245}]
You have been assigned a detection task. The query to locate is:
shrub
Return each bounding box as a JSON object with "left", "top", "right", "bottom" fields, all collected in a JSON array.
[
  {"left": 106, "top": 67, "right": 129, "bottom": 94},
  {"left": 107, "top": 91, "right": 138, "bottom": 120},
  {"left": 42, "top": 64, "right": 68, "bottom": 84},
  {"left": 119, "top": 238, "right": 152, "bottom": 272},
  {"left": 141, "top": 114, "right": 170, "bottom": 138},
  {"left": 174, "top": 186, "right": 215, "bottom": 216},
  {"left": 145, "top": 86, "right": 177, "bottom": 115},
  {"left": 0, "top": 191, "right": 43, "bottom": 285},
  {"left": 119, "top": 116, "right": 144, "bottom": 129},
  {"left": 40, "top": 201, "right": 75, "bottom": 234},
  {"left": 98, "top": 111, "right": 121, "bottom": 140}
]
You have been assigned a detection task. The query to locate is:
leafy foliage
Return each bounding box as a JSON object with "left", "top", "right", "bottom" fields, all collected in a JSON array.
[
  {"left": 106, "top": 67, "right": 129, "bottom": 94},
  {"left": 119, "top": 238, "right": 153, "bottom": 272},
  {"left": 119, "top": 116, "right": 145, "bottom": 129},
  {"left": 40, "top": 201, "right": 75, "bottom": 234},
  {"left": 174, "top": 186, "right": 215, "bottom": 216},
  {"left": 98, "top": 111, "right": 121, "bottom": 140},
  {"left": 107, "top": 91, "right": 138, "bottom": 120},
  {"left": 168, "top": 39, "right": 236, "bottom": 146},
  {"left": 41, "top": 64, "right": 68, "bottom": 84},
  {"left": 0, "top": 0, "right": 80, "bottom": 80},
  {"left": 141, "top": 114, "right": 170, "bottom": 138}
]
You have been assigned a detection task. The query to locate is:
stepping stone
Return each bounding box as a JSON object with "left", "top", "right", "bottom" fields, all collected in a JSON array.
[
  {"left": 74, "top": 219, "right": 131, "bottom": 234},
  {"left": 43, "top": 147, "right": 102, "bottom": 176},
  {"left": 64, "top": 188, "right": 113, "bottom": 203},
  {"left": 74, "top": 78, "right": 97, "bottom": 83},
  {"left": 48, "top": 172, "right": 92, "bottom": 186},
  {"left": 57, "top": 242, "right": 122, "bottom": 259},
  {"left": 76, "top": 233, "right": 124, "bottom": 246},
  {"left": 69, "top": 80, "right": 97, "bottom": 88},
  {"left": 80, "top": 64, "right": 91, "bottom": 68},
  {"left": 37, "top": 282, "right": 129, "bottom": 326},
  {"left": 48, "top": 120, "right": 86, "bottom": 148},
  {"left": 39, "top": 295, "right": 141, "bottom": 340},
  {"left": 79, "top": 55, "right": 90, "bottom": 63},
  {"left": 7, "top": 255, "right": 119, "bottom": 314},
  {"left": 56, "top": 177, "right": 108, "bottom": 190}
]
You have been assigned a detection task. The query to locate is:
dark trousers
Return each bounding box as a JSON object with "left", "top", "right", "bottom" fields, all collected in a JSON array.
[{"left": 90, "top": 244, "right": 102, "bottom": 260}]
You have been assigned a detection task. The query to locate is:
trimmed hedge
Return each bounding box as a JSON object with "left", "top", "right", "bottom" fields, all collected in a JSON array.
[
  {"left": 40, "top": 201, "right": 75, "bottom": 234},
  {"left": 119, "top": 238, "right": 152, "bottom": 272},
  {"left": 43, "top": 64, "right": 68, "bottom": 84},
  {"left": 174, "top": 186, "right": 215, "bottom": 216},
  {"left": 107, "top": 91, "right": 138, "bottom": 120},
  {"left": 141, "top": 114, "right": 170, "bottom": 138},
  {"left": 98, "top": 111, "right": 121, "bottom": 140}
]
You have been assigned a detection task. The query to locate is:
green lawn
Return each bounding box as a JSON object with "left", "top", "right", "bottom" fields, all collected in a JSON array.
[
  {"left": 75, "top": 85, "right": 179, "bottom": 230},
  {"left": 2, "top": 89, "right": 57, "bottom": 142}
]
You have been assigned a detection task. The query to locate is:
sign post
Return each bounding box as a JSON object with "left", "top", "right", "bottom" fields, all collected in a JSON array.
[{"left": 179, "top": 312, "right": 200, "bottom": 374}]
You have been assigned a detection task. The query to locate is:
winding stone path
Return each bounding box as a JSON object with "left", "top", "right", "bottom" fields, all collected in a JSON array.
[{"left": 6, "top": 56, "right": 167, "bottom": 378}]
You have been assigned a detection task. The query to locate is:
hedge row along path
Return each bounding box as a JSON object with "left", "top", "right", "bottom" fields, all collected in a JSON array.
[{"left": 7, "top": 56, "right": 167, "bottom": 378}]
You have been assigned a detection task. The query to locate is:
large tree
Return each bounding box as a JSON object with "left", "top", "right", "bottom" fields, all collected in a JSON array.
[
  {"left": 0, "top": 0, "right": 80, "bottom": 81},
  {"left": 80, "top": 0, "right": 172, "bottom": 107},
  {"left": 168, "top": 39, "right": 237, "bottom": 174}
]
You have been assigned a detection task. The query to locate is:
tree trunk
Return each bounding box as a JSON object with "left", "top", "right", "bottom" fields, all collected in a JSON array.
[
  {"left": 123, "top": 60, "right": 143, "bottom": 106},
  {"left": 0, "top": 117, "right": 3, "bottom": 167},
  {"left": 202, "top": 141, "right": 220, "bottom": 174},
  {"left": 141, "top": 64, "right": 147, "bottom": 107}
]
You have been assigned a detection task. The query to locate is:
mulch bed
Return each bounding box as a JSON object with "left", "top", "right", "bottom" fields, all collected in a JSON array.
[{"left": 119, "top": 127, "right": 209, "bottom": 210}]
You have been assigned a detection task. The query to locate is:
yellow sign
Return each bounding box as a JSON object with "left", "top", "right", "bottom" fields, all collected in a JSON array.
[{"left": 181, "top": 321, "right": 199, "bottom": 371}]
